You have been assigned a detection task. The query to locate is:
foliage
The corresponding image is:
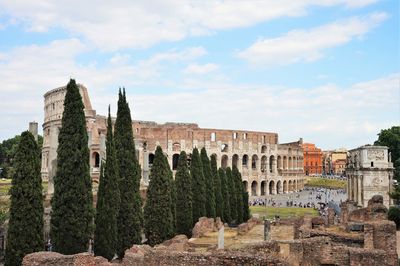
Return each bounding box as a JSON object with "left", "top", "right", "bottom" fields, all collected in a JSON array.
[
  {"left": 190, "top": 147, "right": 206, "bottom": 225},
  {"left": 388, "top": 206, "right": 400, "bottom": 230},
  {"left": 144, "top": 146, "right": 174, "bottom": 246},
  {"left": 211, "top": 155, "right": 223, "bottom": 220},
  {"left": 375, "top": 126, "right": 400, "bottom": 182},
  {"left": 218, "top": 168, "right": 231, "bottom": 223},
  {"left": 175, "top": 151, "right": 193, "bottom": 237},
  {"left": 226, "top": 167, "right": 237, "bottom": 223},
  {"left": 243, "top": 192, "right": 250, "bottom": 221},
  {"left": 115, "top": 89, "right": 143, "bottom": 257},
  {"left": 232, "top": 166, "right": 244, "bottom": 224},
  {"left": 50, "top": 79, "right": 94, "bottom": 255},
  {"left": 162, "top": 150, "right": 176, "bottom": 237},
  {"left": 94, "top": 109, "right": 121, "bottom": 260},
  {"left": 305, "top": 178, "right": 346, "bottom": 189},
  {"left": 201, "top": 148, "right": 216, "bottom": 218},
  {"left": 5, "top": 131, "right": 44, "bottom": 266}
]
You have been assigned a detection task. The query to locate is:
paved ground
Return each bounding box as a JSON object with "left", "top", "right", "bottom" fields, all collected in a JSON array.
[{"left": 397, "top": 231, "right": 400, "bottom": 258}]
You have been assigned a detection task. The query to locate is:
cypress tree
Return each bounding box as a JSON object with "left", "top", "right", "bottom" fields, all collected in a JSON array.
[
  {"left": 243, "top": 191, "right": 251, "bottom": 222},
  {"left": 94, "top": 108, "right": 120, "bottom": 260},
  {"left": 144, "top": 146, "right": 173, "bottom": 246},
  {"left": 232, "top": 166, "right": 244, "bottom": 224},
  {"left": 5, "top": 131, "right": 43, "bottom": 266},
  {"left": 50, "top": 79, "right": 93, "bottom": 254},
  {"left": 211, "top": 154, "right": 223, "bottom": 220},
  {"left": 162, "top": 153, "right": 176, "bottom": 237},
  {"left": 175, "top": 151, "right": 193, "bottom": 237},
  {"left": 115, "top": 89, "right": 143, "bottom": 257},
  {"left": 226, "top": 167, "right": 237, "bottom": 223},
  {"left": 191, "top": 148, "right": 206, "bottom": 225},
  {"left": 201, "top": 148, "right": 216, "bottom": 218},
  {"left": 218, "top": 168, "right": 231, "bottom": 223}
]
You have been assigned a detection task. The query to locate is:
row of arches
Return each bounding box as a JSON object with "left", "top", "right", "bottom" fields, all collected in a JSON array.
[{"left": 243, "top": 179, "right": 304, "bottom": 196}]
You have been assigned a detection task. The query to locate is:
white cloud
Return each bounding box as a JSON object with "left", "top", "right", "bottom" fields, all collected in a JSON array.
[
  {"left": 0, "top": 0, "right": 380, "bottom": 50},
  {"left": 184, "top": 63, "right": 219, "bottom": 74},
  {"left": 238, "top": 12, "right": 387, "bottom": 65}
]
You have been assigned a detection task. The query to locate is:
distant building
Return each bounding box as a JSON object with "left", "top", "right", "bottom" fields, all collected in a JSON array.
[
  {"left": 322, "top": 148, "right": 348, "bottom": 175},
  {"left": 302, "top": 143, "right": 323, "bottom": 175},
  {"left": 346, "top": 145, "right": 394, "bottom": 208}
]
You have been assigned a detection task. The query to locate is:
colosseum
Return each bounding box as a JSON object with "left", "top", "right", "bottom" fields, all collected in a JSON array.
[{"left": 41, "top": 84, "right": 305, "bottom": 198}]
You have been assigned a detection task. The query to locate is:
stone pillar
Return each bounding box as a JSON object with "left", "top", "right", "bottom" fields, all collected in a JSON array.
[
  {"left": 347, "top": 175, "right": 351, "bottom": 201},
  {"left": 357, "top": 175, "right": 363, "bottom": 207}
]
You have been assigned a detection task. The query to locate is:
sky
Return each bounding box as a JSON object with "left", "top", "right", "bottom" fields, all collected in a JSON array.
[{"left": 0, "top": 0, "right": 398, "bottom": 150}]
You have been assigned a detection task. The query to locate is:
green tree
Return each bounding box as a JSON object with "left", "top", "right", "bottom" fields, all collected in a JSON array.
[
  {"left": 5, "top": 131, "right": 43, "bottom": 266},
  {"left": 232, "top": 166, "right": 244, "bottom": 224},
  {"left": 191, "top": 148, "right": 206, "bottom": 225},
  {"left": 94, "top": 108, "right": 120, "bottom": 260},
  {"left": 144, "top": 146, "right": 174, "bottom": 246},
  {"left": 388, "top": 206, "right": 400, "bottom": 229},
  {"left": 50, "top": 79, "right": 93, "bottom": 255},
  {"left": 162, "top": 152, "right": 176, "bottom": 237},
  {"left": 218, "top": 168, "right": 231, "bottom": 223},
  {"left": 211, "top": 154, "right": 223, "bottom": 220},
  {"left": 226, "top": 167, "right": 237, "bottom": 223},
  {"left": 115, "top": 89, "right": 143, "bottom": 257},
  {"left": 375, "top": 126, "right": 400, "bottom": 180},
  {"left": 175, "top": 151, "right": 193, "bottom": 237},
  {"left": 201, "top": 148, "right": 216, "bottom": 218},
  {"left": 242, "top": 192, "right": 251, "bottom": 222}
]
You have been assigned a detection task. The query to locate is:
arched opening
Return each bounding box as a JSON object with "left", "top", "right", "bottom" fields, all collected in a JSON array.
[
  {"left": 283, "top": 180, "right": 288, "bottom": 193},
  {"left": 261, "top": 145, "right": 267, "bottom": 153},
  {"left": 243, "top": 180, "right": 248, "bottom": 192},
  {"left": 93, "top": 152, "right": 100, "bottom": 168},
  {"left": 251, "top": 154, "right": 258, "bottom": 170},
  {"left": 276, "top": 180, "right": 282, "bottom": 194},
  {"left": 242, "top": 154, "right": 249, "bottom": 168},
  {"left": 221, "top": 143, "right": 228, "bottom": 152},
  {"left": 251, "top": 181, "right": 258, "bottom": 196},
  {"left": 172, "top": 154, "right": 179, "bottom": 170},
  {"left": 289, "top": 157, "right": 292, "bottom": 170},
  {"left": 221, "top": 155, "right": 228, "bottom": 169},
  {"left": 261, "top": 156, "right": 267, "bottom": 172},
  {"left": 269, "top": 180, "right": 275, "bottom": 195},
  {"left": 172, "top": 142, "right": 181, "bottom": 152},
  {"left": 289, "top": 180, "right": 293, "bottom": 192},
  {"left": 277, "top": 155, "right": 282, "bottom": 169},
  {"left": 148, "top": 153, "right": 155, "bottom": 167},
  {"left": 261, "top": 181, "right": 266, "bottom": 196},
  {"left": 211, "top": 132, "right": 216, "bottom": 141},
  {"left": 232, "top": 154, "right": 239, "bottom": 167},
  {"left": 269, "top": 155, "right": 275, "bottom": 173},
  {"left": 283, "top": 156, "right": 287, "bottom": 170}
]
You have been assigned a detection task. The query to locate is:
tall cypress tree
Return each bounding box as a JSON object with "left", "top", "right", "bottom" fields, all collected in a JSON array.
[
  {"left": 201, "top": 148, "right": 216, "bottom": 218},
  {"left": 50, "top": 79, "right": 93, "bottom": 254},
  {"left": 226, "top": 167, "right": 237, "bottom": 223},
  {"left": 144, "top": 146, "right": 173, "bottom": 246},
  {"left": 243, "top": 191, "right": 251, "bottom": 222},
  {"left": 218, "top": 168, "right": 231, "bottom": 223},
  {"left": 94, "top": 108, "right": 120, "bottom": 260},
  {"left": 232, "top": 166, "right": 244, "bottom": 224},
  {"left": 191, "top": 148, "right": 206, "bottom": 225},
  {"left": 162, "top": 153, "right": 176, "bottom": 237},
  {"left": 115, "top": 89, "right": 142, "bottom": 257},
  {"left": 5, "top": 131, "right": 43, "bottom": 266},
  {"left": 211, "top": 154, "right": 223, "bottom": 220},
  {"left": 175, "top": 151, "right": 193, "bottom": 237}
]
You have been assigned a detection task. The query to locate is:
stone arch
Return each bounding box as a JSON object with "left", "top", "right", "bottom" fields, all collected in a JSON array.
[
  {"left": 261, "top": 180, "right": 266, "bottom": 196},
  {"left": 289, "top": 157, "right": 292, "bottom": 170},
  {"left": 232, "top": 154, "right": 239, "bottom": 167},
  {"left": 261, "top": 156, "right": 267, "bottom": 172},
  {"left": 283, "top": 156, "right": 287, "bottom": 170},
  {"left": 289, "top": 180, "right": 293, "bottom": 192},
  {"left": 277, "top": 155, "right": 282, "bottom": 169},
  {"left": 251, "top": 181, "right": 258, "bottom": 196},
  {"left": 269, "top": 155, "right": 275, "bottom": 173},
  {"left": 221, "top": 155, "right": 228, "bottom": 169},
  {"left": 221, "top": 143, "right": 229, "bottom": 152},
  {"left": 269, "top": 180, "right": 275, "bottom": 195},
  {"left": 242, "top": 154, "right": 249, "bottom": 168},
  {"left": 148, "top": 153, "right": 155, "bottom": 167},
  {"left": 283, "top": 180, "right": 288, "bottom": 193},
  {"left": 93, "top": 152, "right": 100, "bottom": 168},
  {"left": 251, "top": 154, "right": 258, "bottom": 170},
  {"left": 276, "top": 180, "right": 282, "bottom": 194},
  {"left": 243, "top": 180, "right": 248, "bottom": 193},
  {"left": 261, "top": 145, "right": 267, "bottom": 153},
  {"left": 172, "top": 142, "right": 181, "bottom": 152},
  {"left": 172, "top": 154, "right": 179, "bottom": 170}
]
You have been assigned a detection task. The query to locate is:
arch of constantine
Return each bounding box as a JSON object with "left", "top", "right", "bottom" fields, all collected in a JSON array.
[{"left": 41, "top": 84, "right": 305, "bottom": 197}]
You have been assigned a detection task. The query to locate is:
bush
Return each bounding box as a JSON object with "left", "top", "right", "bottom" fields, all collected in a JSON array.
[{"left": 388, "top": 207, "right": 400, "bottom": 229}]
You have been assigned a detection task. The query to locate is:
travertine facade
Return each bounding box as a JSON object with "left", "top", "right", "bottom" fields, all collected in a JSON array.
[
  {"left": 346, "top": 145, "right": 394, "bottom": 208},
  {"left": 41, "top": 84, "right": 305, "bottom": 196}
]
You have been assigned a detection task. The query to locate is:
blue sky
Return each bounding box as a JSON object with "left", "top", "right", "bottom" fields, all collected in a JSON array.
[{"left": 0, "top": 0, "right": 398, "bottom": 150}]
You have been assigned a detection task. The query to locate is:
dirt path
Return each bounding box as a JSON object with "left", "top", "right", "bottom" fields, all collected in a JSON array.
[{"left": 397, "top": 231, "right": 400, "bottom": 258}]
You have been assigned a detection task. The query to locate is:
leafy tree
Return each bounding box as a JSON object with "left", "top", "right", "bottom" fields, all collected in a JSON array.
[
  {"left": 375, "top": 126, "right": 400, "bottom": 181},
  {"left": 201, "top": 148, "right": 216, "bottom": 218},
  {"left": 144, "top": 146, "right": 174, "bottom": 246},
  {"left": 94, "top": 108, "right": 120, "bottom": 260},
  {"left": 115, "top": 89, "right": 143, "bottom": 257},
  {"left": 242, "top": 191, "right": 251, "bottom": 222},
  {"left": 162, "top": 151, "right": 176, "bottom": 237},
  {"left": 5, "top": 131, "right": 43, "bottom": 266},
  {"left": 232, "top": 166, "right": 244, "bottom": 224},
  {"left": 226, "top": 167, "right": 237, "bottom": 223},
  {"left": 218, "top": 168, "right": 231, "bottom": 223},
  {"left": 50, "top": 79, "right": 94, "bottom": 255},
  {"left": 175, "top": 151, "right": 193, "bottom": 237},
  {"left": 388, "top": 206, "right": 400, "bottom": 229},
  {"left": 211, "top": 154, "right": 223, "bottom": 220},
  {"left": 191, "top": 148, "right": 206, "bottom": 225}
]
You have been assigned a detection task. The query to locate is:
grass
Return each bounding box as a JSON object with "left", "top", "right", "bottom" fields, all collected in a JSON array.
[
  {"left": 305, "top": 177, "right": 346, "bottom": 189},
  {"left": 0, "top": 181, "right": 48, "bottom": 196},
  {"left": 250, "top": 206, "right": 318, "bottom": 219}
]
